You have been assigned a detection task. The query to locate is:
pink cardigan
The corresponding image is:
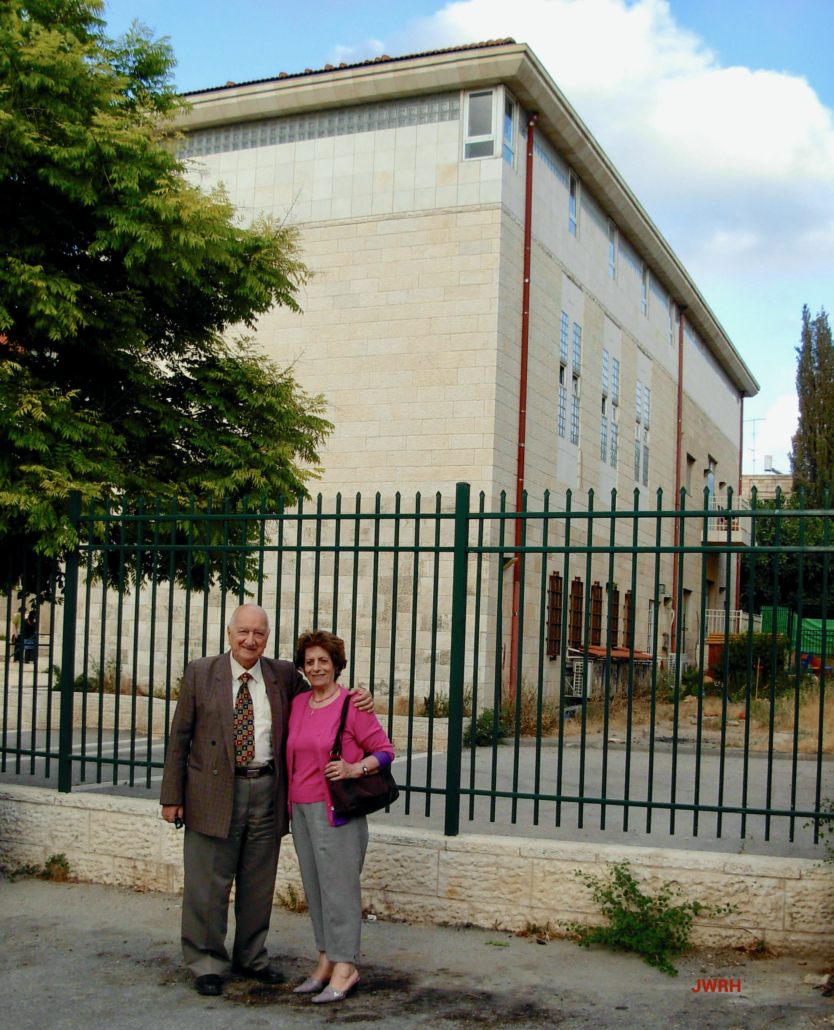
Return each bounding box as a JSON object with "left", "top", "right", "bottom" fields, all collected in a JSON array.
[{"left": 286, "top": 686, "right": 395, "bottom": 826}]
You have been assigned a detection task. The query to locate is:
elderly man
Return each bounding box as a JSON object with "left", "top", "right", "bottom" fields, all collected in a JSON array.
[{"left": 160, "top": 604, "right": 373, "bottom": 996}]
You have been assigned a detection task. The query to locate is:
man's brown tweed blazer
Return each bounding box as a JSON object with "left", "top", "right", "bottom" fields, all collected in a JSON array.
[{"left": 160, "top": 652, "right": 308, "bottom": 839}]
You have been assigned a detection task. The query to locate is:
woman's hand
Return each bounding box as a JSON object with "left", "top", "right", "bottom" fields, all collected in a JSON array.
[{"left": 324, "top": 759, "right": 362, "bottom": 781}]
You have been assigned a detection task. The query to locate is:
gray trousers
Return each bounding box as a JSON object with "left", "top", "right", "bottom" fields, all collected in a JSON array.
[
  {"left": 291, "top": 802, "right": 369, "bottom": 964},
  {"left": 181, "top": 772, "right": 279, "bottom": 977}
]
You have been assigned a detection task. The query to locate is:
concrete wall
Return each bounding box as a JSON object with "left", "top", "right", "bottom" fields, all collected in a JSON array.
[{"left": 1, "top": 784, "right": 832, "bottom": 955}]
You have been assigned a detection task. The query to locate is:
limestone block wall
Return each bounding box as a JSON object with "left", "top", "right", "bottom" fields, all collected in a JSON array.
[{"left": 2, "top": 783, "right": 832, "bottom": 956}]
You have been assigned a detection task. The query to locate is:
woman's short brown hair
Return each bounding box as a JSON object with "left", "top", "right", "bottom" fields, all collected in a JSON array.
[{"left": 294, "top": 630, "right": 347, "bottom": 680}]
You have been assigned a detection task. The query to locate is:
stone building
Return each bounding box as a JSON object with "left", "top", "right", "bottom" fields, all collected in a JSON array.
[
  {"left": 21, "top": 39, "right": 758, "bottom": 707},
  {"left": 172, "top": 39, "right": 759, "bottom": 682}
]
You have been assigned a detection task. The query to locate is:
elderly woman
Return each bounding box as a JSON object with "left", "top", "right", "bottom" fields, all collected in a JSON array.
[{"left": 286, "top": 630, "right": 394, "bottom": 1003}]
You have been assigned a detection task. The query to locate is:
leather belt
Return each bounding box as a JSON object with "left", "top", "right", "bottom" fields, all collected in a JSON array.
[{"left": 234, "top": 761, "right": 275, "bottom": 779}]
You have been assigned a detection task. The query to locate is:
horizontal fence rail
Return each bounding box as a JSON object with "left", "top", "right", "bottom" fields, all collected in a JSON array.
[{"left": 2, "top": 484, "right": 833, "bottom": 850}]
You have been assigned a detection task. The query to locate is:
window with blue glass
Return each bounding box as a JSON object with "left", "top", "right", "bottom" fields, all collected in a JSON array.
[{"left": 503, "top": 95, "right": 515, "bottom": 165}]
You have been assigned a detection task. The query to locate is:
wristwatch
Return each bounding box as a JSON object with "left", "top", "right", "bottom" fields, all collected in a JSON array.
[{"left": 361, "top": 762, "right": 369, "bottom": 777}]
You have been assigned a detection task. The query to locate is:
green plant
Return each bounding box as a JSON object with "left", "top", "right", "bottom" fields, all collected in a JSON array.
[
  {"left": 419, "top": 689, "right": 472, "bottom": 719},
  {"left": 42, "top": 853, "right": 72, "bottom": 882},
  {"left": 464, "top": 707, "right": 511, "bottom": 747},
  {"left": 499, "top": 682, "right": 560, "bottom": 737},
  {"left": 712, "top": 634, "right": 787, "bottom": 686},
  {"left": 563, "top": 861, "right": 733, "bottom": 976},
  {"left": 276, "top": 884, "right": 308, "bottom": 913},
  {"left": 4, "top": 853, "right": 72, "bottom": 882}
]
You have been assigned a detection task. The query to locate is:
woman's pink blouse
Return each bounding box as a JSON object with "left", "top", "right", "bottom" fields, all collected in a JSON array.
[{"left": 286, "top": 686, "right": 395, "bottom": 825}]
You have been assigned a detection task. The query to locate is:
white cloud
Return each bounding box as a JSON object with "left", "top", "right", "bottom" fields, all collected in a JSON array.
[
  {"left": 333, "top": 0, "right": 834, "bottom": 281},
  {"left": 743, "top": 392, "right": 798, "bottom": 475}
]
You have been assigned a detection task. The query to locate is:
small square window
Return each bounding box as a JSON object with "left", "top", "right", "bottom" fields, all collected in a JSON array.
[{"left": 465, "top": 90, "right": 495, "bottom": 159}]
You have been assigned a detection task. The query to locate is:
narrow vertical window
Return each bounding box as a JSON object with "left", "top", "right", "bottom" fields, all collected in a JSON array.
[
  {"left": 569, "top": 577, "right": 584, "bottom": 650},
  {"left": 641, "top": 264, "right": 648, "bottom": 315},
  {"left": 668, "top": 300, "right": 675, "bottom": 345},
  {"left": 465, "top": 90, "right": 495, "bottom": 159},
  {"left": 610, "top": 421, "right": 618, "bottom": 468},
  {"left": 558, "top": 366, "right": 567, "bottom": 438},
  {"left": 623, "top": 590, "right": 633, "bottom": 647},
  {"left": 611, "top": 358, "right": 620, "bottom": 405},
  {"left": 591, "top": 582, "right": 603, "bottom": 646},
  {"left": 572, "top": 323, "right": 581, "bottom": 374},
  {"left": 602, "top": 349, "right": 609, "bottom": 397},
  {"left": 642, "top": 444, "right": 649, "bottom": 487},
  {"left": 643, "top": 387, "right": 651, "bottom": 429},
  {"left": 547, "top": 572, "right": 563, "bottom": 657},
  {"left": 608, "top": 222, "right": 617, "bottom": 279},
  {"left": 610, "top": 586, "right": 620, "bottom": 647},
  {"left": 503, "top": 95, "right": 515, "bottom": 165},
  {"left": 560, "top": 312, "right": 569, "bottom": 364},
  {"left": 600, "top": 409, "right": 608, "bottom": 463},
  {"left": 571, "top": 378, "right": 580, "bottom": 445},
  {"left": 569, "top": 175, "right": 578, "bottom": 236},
  {"left": 636, "top": 380, "right": 642, "bottom": 422},
  {"left": 634, "top": 424, "right": 641, "bottom": 481}
]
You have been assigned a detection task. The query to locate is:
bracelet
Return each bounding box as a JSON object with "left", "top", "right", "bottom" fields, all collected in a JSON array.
[{"left": 361, "top": 762, "right": 369, "bottom": 777}]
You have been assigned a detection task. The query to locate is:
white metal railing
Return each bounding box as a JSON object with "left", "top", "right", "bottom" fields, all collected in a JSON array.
[{"left": 704, "top": 609, "right": 762, "bottom": 636}]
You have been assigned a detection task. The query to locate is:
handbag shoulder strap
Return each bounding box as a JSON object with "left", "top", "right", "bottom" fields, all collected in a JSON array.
[{"left": 330, "top": 694, "right": 352, "bottom": 758}]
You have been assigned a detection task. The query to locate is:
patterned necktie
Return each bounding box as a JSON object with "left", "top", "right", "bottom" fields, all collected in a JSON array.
[{"left": 234, "top": 672, "right": 255, "bottom": 767}]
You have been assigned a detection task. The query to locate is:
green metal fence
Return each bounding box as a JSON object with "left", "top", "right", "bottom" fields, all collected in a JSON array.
[{"left": 2, "top": 484, "right": 833, "bottom": 846}]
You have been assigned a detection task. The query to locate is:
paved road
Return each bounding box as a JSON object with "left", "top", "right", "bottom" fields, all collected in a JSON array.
[
  {"left": 2, "top": 878, "right": 830, "bottom": 1030},
  {"left": 2, "top": 729, "right": 830, "bottom": 859}
]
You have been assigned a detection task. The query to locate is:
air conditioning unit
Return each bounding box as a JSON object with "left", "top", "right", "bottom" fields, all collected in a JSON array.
[{"left": 669, "top": 654, "right": 688, "bottom": 674}]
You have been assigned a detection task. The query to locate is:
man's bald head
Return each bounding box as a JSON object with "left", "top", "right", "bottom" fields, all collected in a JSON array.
[{"left": 227, "top": 604, "right": 270, "bottom": 669}]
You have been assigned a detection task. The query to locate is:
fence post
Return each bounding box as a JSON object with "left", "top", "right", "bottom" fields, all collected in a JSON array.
[
  {"left": 444, "top": 481, "right": 470, "bottom": 836},
  {"left": 57, "top": 491, "right": 81, "bottom": 793}
]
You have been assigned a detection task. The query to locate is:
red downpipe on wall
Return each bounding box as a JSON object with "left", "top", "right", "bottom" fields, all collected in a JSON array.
[
  {"left": 670, "top": 306, "right": 686, "bottom": 645},
  {"left": 508, "top": 112, "right": 538, "bottom": 702},
  {"left": 735, "top": 393, "right": 745, "bottom": 612}
]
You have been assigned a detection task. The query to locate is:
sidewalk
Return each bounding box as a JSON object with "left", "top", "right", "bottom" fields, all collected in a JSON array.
[{"left": 1, "top": 878, "right": 830, "bottom": 1029}]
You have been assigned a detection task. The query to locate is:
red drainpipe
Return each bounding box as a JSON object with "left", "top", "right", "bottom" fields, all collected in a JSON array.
[
  {"left": 735, "top": 393, "right": 744, "bottom": 613},
  {"left": 509, "top": 112, "right": 538, "bottom": 702},
  {"left": 670, "top": 306, "right": 686, "bottom": 646}
]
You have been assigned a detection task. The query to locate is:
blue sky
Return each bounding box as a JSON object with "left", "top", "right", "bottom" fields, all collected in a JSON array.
[{"left": 103, "top": 0, "right": 834, "bottom": 474}]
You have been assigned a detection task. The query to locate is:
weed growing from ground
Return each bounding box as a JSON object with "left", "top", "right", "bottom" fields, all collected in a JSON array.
[
  {"left": 276, "top": 884, "right": 308, "bottom": 913},
  {"left": 563, "top": 861, "right": 734, "bottom": 976},
  {"left": 5, "top": 853, "right": 73, "bottom": 882}
]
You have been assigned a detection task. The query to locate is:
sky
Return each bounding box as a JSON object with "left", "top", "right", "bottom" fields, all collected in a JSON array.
[{"left": 103, "top": 0, "right": 834, "bottom": 475}]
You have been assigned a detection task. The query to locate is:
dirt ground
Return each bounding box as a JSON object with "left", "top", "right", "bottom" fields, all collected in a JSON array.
[{"left": 3, "top": 877, "right": 834, "bottom": 1030}]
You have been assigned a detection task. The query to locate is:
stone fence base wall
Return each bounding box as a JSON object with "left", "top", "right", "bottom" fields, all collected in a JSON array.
[{"left": 1, "top": 784, "right": 832, "bottom": 956}]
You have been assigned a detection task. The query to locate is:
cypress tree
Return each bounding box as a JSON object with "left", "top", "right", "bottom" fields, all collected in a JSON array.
[{"left": 791, "top": 306, "right": 834, "bottom": 507}]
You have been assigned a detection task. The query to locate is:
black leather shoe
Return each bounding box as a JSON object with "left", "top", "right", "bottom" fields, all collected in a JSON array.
[
  {"left": 232, "top": 962, "right": 285, "bottom": 985},
  {"left": 195, "top": 974, "right": 223, "bottom": 996}
]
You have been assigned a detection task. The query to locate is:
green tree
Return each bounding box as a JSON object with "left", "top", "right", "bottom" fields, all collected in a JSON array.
[
  {"left": 792, "top": 306, "right": 834, "bottom": 507},
  {"left": 739, "top": 490, "right": 828, "bottom": 615},
  {"left": 0, "top": 0, "right": 331, "bottom": 588}
]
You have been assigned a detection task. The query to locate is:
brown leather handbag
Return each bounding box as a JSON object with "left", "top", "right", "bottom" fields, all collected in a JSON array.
[{"left": 328, "top": 696, "right": 399, "bottom": 818}]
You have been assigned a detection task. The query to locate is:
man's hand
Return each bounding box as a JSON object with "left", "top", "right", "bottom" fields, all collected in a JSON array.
[
  {"left": 350, "top": 688, "right": 375, "bottom": 713},
  {"left": 162, "top": 805, "right": 184, "bottom": 824}
]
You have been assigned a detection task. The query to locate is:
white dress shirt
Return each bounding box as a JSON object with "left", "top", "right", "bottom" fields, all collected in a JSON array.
[{"left": 229, "top": 654, "right": 273, "bottom": 765}]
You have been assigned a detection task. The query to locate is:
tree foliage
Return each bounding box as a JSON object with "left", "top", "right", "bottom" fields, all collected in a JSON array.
[
  {"left": 0, "top": 0, "right": 332, "bottom": 582},
  {"left": 738, "top": 490, "right": 829, "bottom": 615},
  {"left": 792, "top": 306, "right": 834, "bottom": 507}
]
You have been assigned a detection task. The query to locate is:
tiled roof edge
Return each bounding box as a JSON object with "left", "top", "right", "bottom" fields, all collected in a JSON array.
[{"left": 182, "top": 39, "right": 517, "bottom": 96}]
